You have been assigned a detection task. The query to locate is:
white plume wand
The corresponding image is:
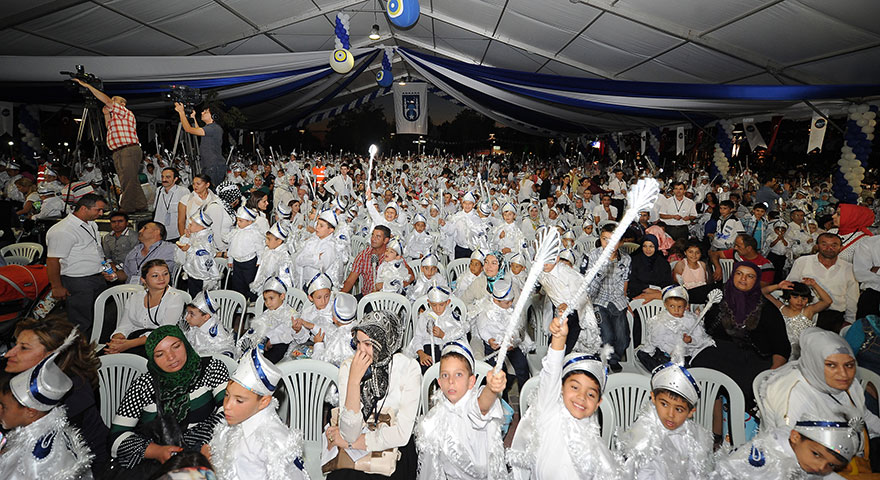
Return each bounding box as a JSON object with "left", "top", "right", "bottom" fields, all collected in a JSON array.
[
  {"left": 687, "top": 288, "right": 723, "bottom": 336},
  {"left": 560, "top": 178, "right": 660, "bottom": 323},
  {"left": 494, "top": 228, "right": 562, "bottom": 373},
  {"left": 367, "top": 144, "right": 377, "bottom": 191}
]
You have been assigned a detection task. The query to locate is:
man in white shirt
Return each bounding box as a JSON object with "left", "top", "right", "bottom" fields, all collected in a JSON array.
[
  {"left": 592, "top": 194, "right": 618, "bottom": 226},
  {"left": 152, "top": 167, "right": 188, "bottom": 241},
  {"left": 853, "top": 234, "right": 880, "bottom": 319},
  {"left": 46, "top": 193, "right": 108, "bottom": 334},
  {"left": 324, "top": 164, "right": 353, "bottom": 198},
  {"left": 786, "top": 232, "right": 858, "bottom": 332},
  {"left": 607, "top": 168, "right": 627, "bottom": 220},
  {"left": 658, "top": 181, "right": 697, "bottom": 241},
  {"left": 786, "top": 208, "right": 814, "bottom": 258}
]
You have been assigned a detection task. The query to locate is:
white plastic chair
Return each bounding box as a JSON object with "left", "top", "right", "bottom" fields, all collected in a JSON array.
[
  {"left": 752, "top": 368, "right": 774, "bottom": 418},
  {"left": 690, "top": 367, "right": 747, "bottom": 447},
  {"left": 91, "top": 284, "right": 144, "bottom": 346},
  {"left": 97, "top": 353, "right": 147, "bottom": 427},
  {"left": 277, "top": 359, "right": 339, "bottom": 480},
  {"left": 618, "top": 242, "right": 640, "bottom": 256},
  {"left": 719, "top": 258, "right": 735, "bottom": 284},
  {"left": 357, "top": 292, "right": 411, "bottom": 323},
  {"left": 211, "top": 353, "right": 238, "bottom": 376},
  {"left": 3, "top": 255, "right": 31, "bottom": 266},
  {"left": 409, "top": 294, "right": 468, "bottom": 352},
  {"left": 525, "top": 295, "right": 549, "bottom": 376},
  {"left": 519, "top": 375, "right": 540, "bottom": 415},
  {"left": 623, "top": 299, "right": 664, "bottom": 374},
  {"left": 419, "top": 360, "right": 492, "bottom": 415},
  {"left": 603, "top": 372, "right": 653, "bottom": 436},
  {"left": 598, "top": 395, "right": 615, "bottom": 448},
  {"left": 206, "top": 290, "right": 248, "bottom": 339},
  {"left": 840, "top": 324, "right": 851, "bottom": 338},
  {"left": 446, "top": 258, "right": 471, "bottom": 288},
  {"left": 857, "top": 366, "right": 880, "bottom": 394},
  {"left": 0, "top": 242, "right": 43, "bottom": 263},
  {"left": 351, "top": 235, "right": 369, "bottom": 257},
  {"left": 252, "top": 287, "right": 309, "bottom": 317}
]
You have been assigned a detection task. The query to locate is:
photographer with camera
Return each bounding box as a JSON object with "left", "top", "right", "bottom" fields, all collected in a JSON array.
[
  {"left": 73, "top": 78, "right": 148, "bottom": 213},
  {"left": 174, "top": 103, "right": 226, "bottom": 189}
]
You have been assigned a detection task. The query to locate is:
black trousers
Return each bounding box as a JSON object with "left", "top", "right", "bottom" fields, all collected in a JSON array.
[
  {"left": 858, "top": 288, "right": 880, "bottom": 320},
  {"left": 228, "top": 257, "right": 258, "bottom": 301},
  {"left": 61, "top": 273, "right": 107, "bottom": 335},
  {"left": 565, "top": 311, "right": 581, "bottom": 354},
  {"left": 766, "top": 252, "right": 787, "bottom": 284},
  {"left": 665, "top": 224, "right": 690, "bottom": 241},
  {"left": 454, "top": 245, "right": 473, "bottom": 259},
  {"left": 611, "top": 198, "right": 625, "bottom": 221}
]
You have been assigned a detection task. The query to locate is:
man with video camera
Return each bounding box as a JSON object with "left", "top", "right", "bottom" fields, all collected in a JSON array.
[
  {"left": 73, "top": 78, "right": 148, "bottom": 213},
  {"left": 174, "top": 103, "right": 226, "bottom": 187}
]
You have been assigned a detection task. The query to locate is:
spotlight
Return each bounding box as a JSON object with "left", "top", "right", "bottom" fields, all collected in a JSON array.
[{"left": 369, "top": 24, "right": 381, "bottom": 40}]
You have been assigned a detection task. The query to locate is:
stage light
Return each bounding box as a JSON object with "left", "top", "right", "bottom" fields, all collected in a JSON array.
[{"left": 369, "top": 25, "right": 381, "bottom": 40}]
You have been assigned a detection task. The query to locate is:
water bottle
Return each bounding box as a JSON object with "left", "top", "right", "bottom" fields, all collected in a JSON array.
[
  {"left": 102, "top": 259, "right": 118, "bottom": 282},
  {"left": 32, "top": 292, "right": 57, "bottom": 319}
]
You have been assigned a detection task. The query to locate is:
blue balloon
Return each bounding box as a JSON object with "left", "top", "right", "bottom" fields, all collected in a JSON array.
[
  {"left": 376, "top": 69, "right": 393, "bottom": 87},
  {"left": 387, "top": 0, "right": 420, "bottom": 28}
]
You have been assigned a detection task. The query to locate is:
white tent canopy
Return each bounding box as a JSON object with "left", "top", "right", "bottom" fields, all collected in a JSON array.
[{"left": 2, "top": 0, "right": 879, "bottom": 130}]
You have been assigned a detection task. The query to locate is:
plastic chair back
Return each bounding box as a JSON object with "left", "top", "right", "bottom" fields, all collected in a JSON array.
[
  {"left": 409, "top": 294, "right": 467, "bottom": 351},
  {"left": 206, "top": 290, "right": 248, "bottom": 339},
  {"left": 719, "top": 258, "right": 735, "bottom": 283},
  {"left": 446, "top": 258, "right": 471, "bottom": 288},
  {"left": 690, "top": 367, "right": 747, "bottom": 447},
  {"left": 623, "top": 299, "right": 664, "bottom": 374},
  {"left": 277, "top": 359, "right": 339, "bottom": 480},
  {"left": 0, "top": 242, "right": 43, "bottom": 263},
  {"left": 97, "top": 353, "right": 147, "bottom": 427},
  {"left": 91, "top": 284, "right": 144, "bottom": 346},
  {"left": 598, "top": 395, "right": 615, "bottom": 448},
  {"left": 357, "top": 292, "right": 411, "bottom": 323},
  {"left": 518, "top": 375, "right": 540, "bottom": 416},
  {"left": 211, "top": 353, "right": 238, "bottom": 376},
  {"left": 603, "top": 372, "right": 653, "bottom": 434},
  {"left": 618, "top": 242, "right": 640, "bottom": 256}
]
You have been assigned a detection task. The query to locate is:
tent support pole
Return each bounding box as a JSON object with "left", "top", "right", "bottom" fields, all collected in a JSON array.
[{"left": 801, "top": 100, "right": 846, "bottom": 135}]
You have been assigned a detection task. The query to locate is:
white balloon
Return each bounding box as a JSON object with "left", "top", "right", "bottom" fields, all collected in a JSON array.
[
  {"left": 850, "top": 113, "right": 863, "bottom": 121},
  {"left": 855, "top": 166, "right": 866, "bottom": 175},
  {"left": 857, "top": 104, "right": 870, "bottom": 114},
  {"left": 868, "top": 134, "right": 875, "bottom": 141},
  {"left": 849, "top": 159, "right": 862, "bottom": 168},
  {"left": 844, "top": 152, "right": 856, "bottom": 161},
  {"left": 857, "top": 119, "right": 869, "bottom": 127},
  {"left": 714, "top": 143, "right": 721, "bottom": 148},
  {"left": 863, "top": 126, "right": 873, "bottom": 135},
  {"left": 848, "top": 105, "right": 859, "bottom": 114},
  {"left": 17, "top": 123, "right": 24, "bottom": 129},
  {"left": 870, "top": 119, "right": 877, "bottom": 128},
  {"left": 842, "top": 146, "right": 853, "bottom": 154},
  {"left": 866, "top": 111, "right": 877, "bottom": 120}
]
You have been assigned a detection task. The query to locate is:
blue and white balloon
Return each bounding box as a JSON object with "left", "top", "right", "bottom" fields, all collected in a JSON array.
[
  {"left": 376, "top": 69, "right": 393, "bottom": 87},
  {"left": 330, "top": 49, "right": 354, "bottom": 74},
  {"left": 330, "top": 12, "right": 354, "bottom": 74},
  {"left": 386, "top": 0, "right": 420, "bottom": 29},
  {"left": 833, "top": 103, "right": 877, "bottom": 203}
]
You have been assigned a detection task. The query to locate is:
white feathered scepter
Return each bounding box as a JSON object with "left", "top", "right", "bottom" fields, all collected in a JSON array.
[
  {"left": 493, "top": 227, "right": 562, "bottom": 373},
  {"left": 563, "top": 178, "right": 660, "bottom": 350},
  {"left": 367, "top": 144, "right": 377, "bottom": 191}
]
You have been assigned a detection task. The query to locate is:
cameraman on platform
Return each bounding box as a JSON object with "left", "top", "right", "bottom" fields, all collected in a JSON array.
[
  {"left": 73, "top": 78, "right": 148, "bottom": 213},
  {"left": 174, "top": 103, "right": 226, "bottom": 187}
]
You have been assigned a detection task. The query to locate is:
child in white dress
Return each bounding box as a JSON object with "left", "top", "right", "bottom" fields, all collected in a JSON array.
[
  {"left": 407, "top": 252, "right": 449, "bottom": 302},
  {"left": 250, "top": 223, "right": 294, "bottom": 298},
  {"left": 404, "top": 213, "right": 434, "bottom": 262},
  {"left": 406, "top": 284, "right": 467, "bottom": 373},
  {"left": 175, "top": 206, "right": 222, "bottom": 296},
  {"left": 238, "top": 277, "right": 308, "bottom": 363},
  {"left": 310, "top": 292, "right": 358, "bottom": 367},
  {"left": 637, "top": 286, "right": 715, "bottom": 372}
]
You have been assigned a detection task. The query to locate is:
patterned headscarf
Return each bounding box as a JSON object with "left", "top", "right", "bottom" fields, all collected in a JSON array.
[
  {"left": 485, "top": 250, "right": 508, "bottom": 294},
  {"left": 351, "top": 311, "right": 403, "bottom": 422},
  {"left": 215, "top": 181, "right": 242, "bottom": 217},
  {"left": 146, "top": 325, "right": 202, "bottom": 423}
]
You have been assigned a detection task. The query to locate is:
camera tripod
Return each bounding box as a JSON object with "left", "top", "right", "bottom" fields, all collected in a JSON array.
[
  {"left": 69, "top": 105, "right": 119, "bottom": 210},
  {"left": 171, "top": 119, "right": 202, "bottom": 176}
]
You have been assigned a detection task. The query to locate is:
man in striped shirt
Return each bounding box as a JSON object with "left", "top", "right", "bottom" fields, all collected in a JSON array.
[
  {"left": 74, "top": 78, "right": 148, "bottom": 213},
  {"left": 342, "top": 225, "right": 391, "bottom": 297}
]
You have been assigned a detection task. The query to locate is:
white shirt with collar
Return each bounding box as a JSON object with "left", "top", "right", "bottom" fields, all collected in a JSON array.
[
  {"left": 153, "top": 184, "right": 188, "bottom": 239},
  {"left": 113, "top": 287, "right": 187, "bottom": 338},
  {"left": 786, "top": 254, "right": 859, "bottom": 323},
  {"left": 658, "top": 195, "right": 697, "bottom": 226},
  {"left": 46, "top": 212, "right": 104, "bottom": 277},
  {"left": 209, "top": 402, "right": 309, "bottom": 480},
  {"left": 854, "top": 234, "right": 880, "bottom": 292}
]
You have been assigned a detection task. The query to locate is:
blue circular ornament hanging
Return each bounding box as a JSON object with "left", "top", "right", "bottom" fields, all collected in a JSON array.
[
  {"left": 376, "top": 69, "right": 393, "bottom": 87},
  {"left": 387, "top": 0, "right": 420, "bottom": 29},
  {"left": 330, "top": 12, "right": 354, "bottom": 74}
]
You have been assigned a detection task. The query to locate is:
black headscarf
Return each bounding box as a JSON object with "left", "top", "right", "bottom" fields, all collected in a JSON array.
[
  {"left": 351, "top": 310, "right": 404, "bottom": 422},
  {"left": 627, "top": 234, "right": 673, "bottom": 298}
]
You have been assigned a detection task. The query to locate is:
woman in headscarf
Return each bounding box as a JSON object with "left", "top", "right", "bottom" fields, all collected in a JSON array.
[
  {"left": 627, "top": 234, "right": 673, "bottom": 301},
  {"left": 833, "top": 203, "right": 874, "bottom": 263},
  {"left": 458, "top": 251, "right": 507, "bottom": 306},
  {"left": 325, "top": 311, "right": 421, "bottom": 479},
  {"left": 691, "top": 261, "right": 791, "bottom": 408},
  {"left": 201, "top": 180, "right": 240, "bottom": 252},
  {"left": 108, "top": 325, "right": 229, "bottom": 476},
  {"left": 757, "top": 327, "right": 880, "bottom": 474}
]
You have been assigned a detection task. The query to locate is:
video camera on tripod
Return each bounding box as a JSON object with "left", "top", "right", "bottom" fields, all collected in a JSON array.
[
  {"left": 164, "top": 85, "right": 202, "bottom": 116},
  {"left": 60, "top": 65, "right": 103, "bottom": 108}
]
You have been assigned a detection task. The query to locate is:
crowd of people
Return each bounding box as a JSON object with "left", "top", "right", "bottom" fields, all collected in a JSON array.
[{"left": 0, "top": 84, "right": 879, "bottom": 479}]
